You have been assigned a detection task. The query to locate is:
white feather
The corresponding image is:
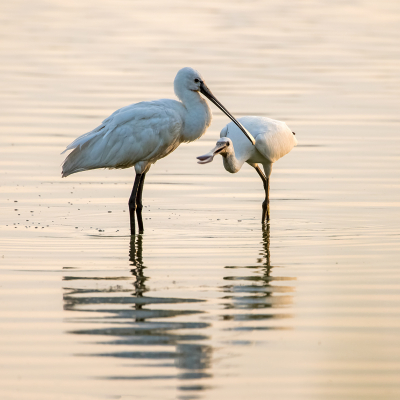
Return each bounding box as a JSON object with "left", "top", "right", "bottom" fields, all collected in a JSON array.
[
  {"left": 221, "top": 116, "right": 297, "bottom": 171},
  {"left": 62, "top": 68, "right": 212, "bottom": 177},
  {"left": 198, "top": 116, "right": 297, "bottom": 176},
  {"left": 196, "top": 116, "right": 297, "bottom": 222}
]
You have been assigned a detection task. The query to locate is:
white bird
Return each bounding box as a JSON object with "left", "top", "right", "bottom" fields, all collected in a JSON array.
[
  {"left": 197, "top": 116, "right": 297, "bottom": 223},
  {"left": 62, "top": 67, "right": 251, "bottom": 235}
]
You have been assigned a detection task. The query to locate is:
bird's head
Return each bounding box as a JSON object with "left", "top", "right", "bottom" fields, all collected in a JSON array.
[
  {"left": 174, "top": 67, "right": 205, "bottom": 97},
  {"left": 174, "top": 67, "right": 256, "bottom": 145},
  {"left": 197, "top": 137, "right": 233, "bottom": 164}
]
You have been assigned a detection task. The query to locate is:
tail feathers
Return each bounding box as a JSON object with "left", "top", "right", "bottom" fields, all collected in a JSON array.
[
  {"left": 61, "top": 124, "right": 137, "bottom": 177},
  {"left": 61, "top": 147, "right": 89, "bottom": 177},
  {"left": 61, "top": 131, "right": 131, "bottom": 177},
  {"left": 61, "top": 126, "right": 109, "bottom": 177},
  {"left": 61, "top": 124, "right": 106, "bottom": 155},
  {"left": 62, "top": 166, "right": 87, "bottom": 178},
  {"left": 61, "top": 138, "right": 102, "bottom": 177}
]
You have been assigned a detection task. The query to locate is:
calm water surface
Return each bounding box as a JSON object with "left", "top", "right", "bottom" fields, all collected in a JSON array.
[{"left": 1, "top": 1, "right": 400, "bottom": 399}]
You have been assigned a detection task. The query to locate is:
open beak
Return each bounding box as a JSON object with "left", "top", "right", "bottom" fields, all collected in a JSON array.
[
  {"left": 197, "top": 141, "right": 228, "bottom": 164},
  {"left": 199, "top": 81, "right": 255, "bottom": 145}
]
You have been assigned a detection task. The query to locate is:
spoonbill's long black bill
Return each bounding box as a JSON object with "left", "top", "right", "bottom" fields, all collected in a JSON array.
[{"left": 199, "top": 82, "right": 256, "bottom": 145}]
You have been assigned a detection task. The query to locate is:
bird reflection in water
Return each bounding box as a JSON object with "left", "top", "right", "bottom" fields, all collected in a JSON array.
[
  {"left": 129, "top": 234, "right": 148, "bottom": 322},
  {"left": 63, "top": 235, "right": 212, "bottom": 396},
  {"left": 222, "top": 225, "right": 296, "bottom": 330},
  {"left": 63, "top": 228, "right": 295, "bottom": 396}
]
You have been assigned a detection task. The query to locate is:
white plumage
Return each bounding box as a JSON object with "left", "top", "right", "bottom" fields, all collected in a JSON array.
[
  {"left": 197, "top": 116, "right": 297, "bottom": 223},
  {"left": 62, "top": 69, "right": 212, "bottom": 178},
  {"left": 61, "top": 67, "right": 244, "bottom": 235}
]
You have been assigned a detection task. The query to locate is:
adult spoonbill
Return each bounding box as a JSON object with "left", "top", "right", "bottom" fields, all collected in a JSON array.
[
  {"left": 62, "top": 67, "right": 252, "bottom": 235},
  {"left": 197, "top": 116, "right": 297, "bottom": 223}
]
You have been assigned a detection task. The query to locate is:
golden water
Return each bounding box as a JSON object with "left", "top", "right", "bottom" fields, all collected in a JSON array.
[{"left": 1, "top": 1, "right": 400, "bottom": 399}]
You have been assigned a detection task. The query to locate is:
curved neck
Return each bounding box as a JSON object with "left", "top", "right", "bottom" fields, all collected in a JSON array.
[
  {"left": 222, "top": 148, "right": 245, "bottom": 173},
  {"left": 179, "top": 91, "right": 212, "bottom": 142}
]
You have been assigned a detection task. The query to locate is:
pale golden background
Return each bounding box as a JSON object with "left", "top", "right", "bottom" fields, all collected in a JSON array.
[{"left": 1, "top": 1, "right": 400, "bottom": 399}]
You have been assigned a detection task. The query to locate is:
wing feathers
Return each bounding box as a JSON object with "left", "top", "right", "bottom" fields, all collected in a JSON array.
[
  {"left": 255, "top": 121, "right": 297, "bottom": 163},
  {"left": 62, "top": 100, "right": 183, "bottom": 177},
  {"left": 233, "top": 117, "right": 297, "bottom": 163}
]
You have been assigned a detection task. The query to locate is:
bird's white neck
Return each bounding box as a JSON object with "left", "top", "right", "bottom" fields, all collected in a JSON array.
[
  {"left": 222, "top": 147, "right": 245, "bottom": 173},
  {"left": 179, "top": 91, "right": 212, "bottom": 143}
]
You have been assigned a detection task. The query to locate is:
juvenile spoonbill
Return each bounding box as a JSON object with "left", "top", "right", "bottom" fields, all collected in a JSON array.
[
  {"left": 197, "top": 116, "right": 297, "bottom": 223},
  {"left": 62, "top": 67, "right": 251, "bottom": 235}
]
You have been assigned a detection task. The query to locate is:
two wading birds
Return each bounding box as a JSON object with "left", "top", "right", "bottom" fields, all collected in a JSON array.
[{"left": 62, "top": 67, "right": 296, "bottom": 234}]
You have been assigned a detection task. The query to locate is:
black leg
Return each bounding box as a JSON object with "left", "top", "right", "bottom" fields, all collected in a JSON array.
[
  {"left": 135, "top": 173, "right": 146, "bottom": 234},
  {"left": 263, "top": 178, "right": 270, "bottom": 223},
  {"left": 255, "top": 165, "right": 270, "bottom": 224},
  {"left": 129, "top": 174, "right": 142, "bottom": 235}
]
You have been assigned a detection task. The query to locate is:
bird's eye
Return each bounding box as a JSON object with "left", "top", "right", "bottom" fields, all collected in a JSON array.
[
  {"left": 226, "top": 142, "right": 229, "bottom": 146},
  {"left": 194, "top": 78, "right": 199, "bottom": 83}
]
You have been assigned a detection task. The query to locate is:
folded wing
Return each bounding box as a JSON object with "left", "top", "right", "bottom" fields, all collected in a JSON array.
[
  {"left": 62, "top": 100, "right": 183, "bottom": 177},
  {"left": 252, "top": 117, "right": 297, "bottom": 163}
]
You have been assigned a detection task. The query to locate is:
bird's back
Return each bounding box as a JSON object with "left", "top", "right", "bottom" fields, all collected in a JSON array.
[
  {"left": 221, "top": 116, "right": 297, "bottom": 164},
  {"left": 62, "top": 99, "right": 185, "bottom": 177}
]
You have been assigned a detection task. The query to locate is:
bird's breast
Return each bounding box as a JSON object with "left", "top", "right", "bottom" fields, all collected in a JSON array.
[{"left": 181, "top": 99, "right": 212, "bottom": 142}]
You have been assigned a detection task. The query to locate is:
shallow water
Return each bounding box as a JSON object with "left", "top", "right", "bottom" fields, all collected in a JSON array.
[{"left": 1, "top": 1, "right": 400, "bottom": 399}]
